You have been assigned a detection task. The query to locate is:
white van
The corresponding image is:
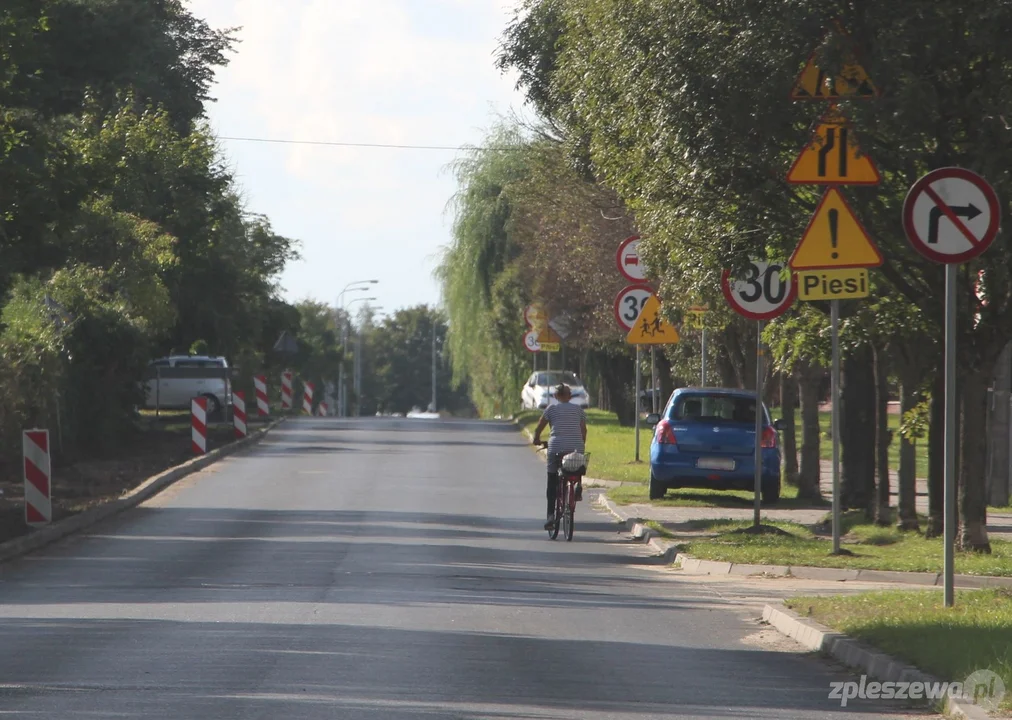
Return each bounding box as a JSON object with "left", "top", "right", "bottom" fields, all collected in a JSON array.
[{"left": 143, "top": 356, "right": 232, "bottom": 416}]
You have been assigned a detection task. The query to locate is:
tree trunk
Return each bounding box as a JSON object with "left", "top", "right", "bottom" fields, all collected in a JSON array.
[
  {"left": 841, "top": 344, "right": 876, "bottom": 516},
  {"left": 873, "top": 344, "right": 892, "bottom": 526},
  {"left": 959, "top": 369, "right": 991, "bottom": 552},
  {"left": 797, "top": 361, "right": 823, "bottom": 501},
  {"left": 598, "top": 350, "right": 636, "bottom": 427},
  {"left": 926, "top": 369, "right": 944, "bottom": 538},
  {"left": 897, "top": 380, "right": 920, "bottom": 531},
  {"left": 780, "top": 372, "right": 799, "bottom": 486}
]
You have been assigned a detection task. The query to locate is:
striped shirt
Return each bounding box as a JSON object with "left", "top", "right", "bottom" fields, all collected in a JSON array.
[{"left": 543, "top": 401, "right": 586, "bottom": 455}]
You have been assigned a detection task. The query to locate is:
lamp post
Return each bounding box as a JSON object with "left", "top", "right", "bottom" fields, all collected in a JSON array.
[
  {"left": 337, "top": 280, "right": 378, "bottom": 417},
  {"left": 354, "top": 305, "right": 383, "bottom": 417},
  {"left": 346, "top": 297, "right": 377, "bottom": 417}
]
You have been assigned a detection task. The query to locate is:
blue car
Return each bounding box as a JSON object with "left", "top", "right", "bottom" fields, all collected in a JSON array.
[{"left": 645, "top": 388, "right": 782, "bottom": 504}]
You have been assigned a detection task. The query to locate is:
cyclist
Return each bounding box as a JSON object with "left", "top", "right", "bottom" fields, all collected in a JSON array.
[{"left": 532, "top": 383, "right": 587, "bottom": 529}]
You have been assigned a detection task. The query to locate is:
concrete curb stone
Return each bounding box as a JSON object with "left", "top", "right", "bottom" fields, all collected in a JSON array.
[
  {"left": 594, "top": 492, "right": 680, "bottom": 563},
  {"left": 762, "top": 603, "right": 993, "bottom": 719},
  {"left": 0, "top": 418, "right": 286, "bottom": 565}
]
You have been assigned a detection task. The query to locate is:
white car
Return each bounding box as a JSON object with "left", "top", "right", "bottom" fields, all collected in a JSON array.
[
  {"left": 521, "top": 371, "right": 590, "bottom": 410},
  {"left": 143, "top": 355, "right": 232, "bottom": 417}
]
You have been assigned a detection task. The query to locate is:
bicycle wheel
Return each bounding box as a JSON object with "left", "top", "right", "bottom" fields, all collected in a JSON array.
[
  {"left": 548, "top": 477, "right": 562, "bottom": 540},
  {"left": 564, "top": 485, "right": 575, "bottom": 541}
]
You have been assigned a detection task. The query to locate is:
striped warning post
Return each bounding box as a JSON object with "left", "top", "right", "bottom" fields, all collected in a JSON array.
[
  {"left": 22, "top": 429, "right": 52, "bottom": 526},
  {"left": 233, "top": 391, "right": 247, "bottom": 438},
  {"left": 281, "top": 371, "right": 293, "bottom": 410},
  {"left": 318, "top": 402, "right": 329, "bottom": 417},
  {"left": 191, "top": 397, "right": 208, "bottom": 454},
  {"left": 254, "top": 375, "right": 269, "bottom": 417},
  {"left": 302, "top": 382, "right": 314, "bottom": 415}
]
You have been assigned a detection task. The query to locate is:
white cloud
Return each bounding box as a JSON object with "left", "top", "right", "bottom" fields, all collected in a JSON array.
[{"left": 187, "top": 0, "right": 527, "bottom": 309}]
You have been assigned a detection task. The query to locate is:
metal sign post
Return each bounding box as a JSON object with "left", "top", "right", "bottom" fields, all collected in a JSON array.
[
  {"left": 831, "top": 300, "right": 842, "bottom": 553},
  {"left": 634, "top": 346, "right": 642, "bottom": 462},
  {"left": 944, "top": 265, "right": 957, "bottom": 606},
  {"left": 902, "top": 166, "right": 1001, "bottom": 607},
  {"left": 701, "top": 328, "right": 708, "bottom": 386},
  {"left": 753, "top": 320, "right": 765, "bottom": 529},
  {"left": 722, "top": 261, "right": 797, "bottom": 530}
]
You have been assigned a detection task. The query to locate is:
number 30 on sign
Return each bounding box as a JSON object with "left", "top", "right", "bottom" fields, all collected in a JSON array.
[{"left": 721, "top": 260, "right": 798, "bottom": 320}]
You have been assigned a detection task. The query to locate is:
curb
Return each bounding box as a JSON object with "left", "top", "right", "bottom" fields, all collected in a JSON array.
[
  {"left": 0, "top": 418, "right": 286, "bottom": 565},
  {"left": 595, "top": 493, "right": 680, "bottom": 563},
  {"left": 672, "top": 551, "right": 1012, "bottom": 589},
  {"left": 762, "top": 604, "right": 993, "bottom": 719}
]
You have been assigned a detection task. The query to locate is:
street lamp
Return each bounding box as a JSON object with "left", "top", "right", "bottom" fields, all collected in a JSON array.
[
  {"left": 350, "top": 302, "right": 382, "bottom": 417},
  {"left": 337, "top": 280, "right": 379, "bottom": 417},
  {"left": 344, "top": 296, "right": 377, "bottom": 417}
]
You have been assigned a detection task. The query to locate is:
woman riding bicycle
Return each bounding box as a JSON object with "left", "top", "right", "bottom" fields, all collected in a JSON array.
[{"left": 532, "top": 383, "right": 587, "bottom": 530}]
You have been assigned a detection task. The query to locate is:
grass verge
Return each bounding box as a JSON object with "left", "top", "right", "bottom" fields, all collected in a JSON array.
[
  {"left": 785, "top": 590, "right": 1012, "bottom": 710},
  {"left": 683, "top": 515, "right": 1012, "bottom": 576},
  {"left": 605, "top": 481, "right": 822, "bottom": 509}
]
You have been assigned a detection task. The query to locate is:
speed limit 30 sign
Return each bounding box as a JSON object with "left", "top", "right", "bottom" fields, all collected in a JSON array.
[
  {"left": 721, "top": 260, "right": 797, "bottom": 320},
  {"left": 614, "top": 283, "right": 654, "bottom": 331}
]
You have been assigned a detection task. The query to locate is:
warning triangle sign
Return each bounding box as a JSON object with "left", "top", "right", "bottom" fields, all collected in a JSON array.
[
  {"left": 791, "top": 54, "right": 877, "bottom": 101},
  {"left": 787, "top": 112, "right": 880, "bottom": 185},
  {"left": 790, "top": 188, "right": 883, "bottom": 270},
  {"left": 626, "top": 296, "right": 680, "bottom": 345}
]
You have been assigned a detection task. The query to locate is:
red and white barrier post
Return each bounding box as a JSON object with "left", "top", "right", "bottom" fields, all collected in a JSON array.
[
  {"left": 192, "top": 397, "right": 208, "bottom": 455},
  {"left": 281, "top": 371, "right": 293, "bottom": 410},
  {"left": 303, "top": 382, "right": 314, "bottom": 415},
  {"left": 233, "top": 391, "right": 247, "bottom": 439},
  {"left": 22, "top": 429, "right": 52, "bottom": 527},
  {"left": 254, "top": 374, "right": 269, "bottom": 417},
  {"left": 318, "top": 402, "right": 329, "bottom": 417}
]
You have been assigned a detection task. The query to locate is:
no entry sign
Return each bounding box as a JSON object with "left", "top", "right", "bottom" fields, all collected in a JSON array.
[{"left": 903, "top": 167, "right": 1001, "bottom": 264}]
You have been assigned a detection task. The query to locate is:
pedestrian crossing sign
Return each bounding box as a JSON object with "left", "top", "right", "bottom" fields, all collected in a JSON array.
[{"left": 626, "top": 296, "right": 680, "bottom": 345}]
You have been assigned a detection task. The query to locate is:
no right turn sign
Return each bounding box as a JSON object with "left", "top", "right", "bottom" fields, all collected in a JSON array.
[{"left": 903, "top": 167, "right": 1001, "bottom": 264}]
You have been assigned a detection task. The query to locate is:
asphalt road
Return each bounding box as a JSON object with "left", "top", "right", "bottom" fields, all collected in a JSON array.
[{"left": 0, "top": 417, "right": 937, "bottom": 719}]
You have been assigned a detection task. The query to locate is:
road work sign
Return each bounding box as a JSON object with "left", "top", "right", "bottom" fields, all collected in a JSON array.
[
  {"left": 791, "top": 54, "right": 877, "bottom": 100},
  {"left": 798, "top": 268, "right": 870, "bottom": 300},
  {"left": 790, "top": 188, "right": 883, "bottom": 270}
]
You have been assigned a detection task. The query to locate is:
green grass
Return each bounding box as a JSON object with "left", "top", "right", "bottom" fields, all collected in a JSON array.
[
  {"left": 786, "top": 590, "right": 1012, "bottom": 710},
  {"left": 517, "top": 408, "right": 654, "bottom": 484},
  {"left": 684, "top": 516, "right": 1012, "bottom": 576},
  {"left": 605, "top": 480, "right": 825, "bottom": 509},
  {"left": 786, "top": 410, "right": 929, "bottom": 480}
]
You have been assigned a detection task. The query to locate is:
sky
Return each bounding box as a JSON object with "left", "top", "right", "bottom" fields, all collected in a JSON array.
[{"left": 186, "top": 0, "right": 528, "bottom": 316}]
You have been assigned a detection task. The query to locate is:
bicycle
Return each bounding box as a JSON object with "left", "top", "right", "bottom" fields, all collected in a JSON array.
[{"left": 538, "top": 442, "right": 590, "bottom": 541}]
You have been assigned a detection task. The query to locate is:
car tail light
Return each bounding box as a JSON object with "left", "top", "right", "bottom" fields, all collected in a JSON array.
[
  {"left": 655, "top": 418, "right": 677, "bottom": 445},
  {"left": 761, "top": 426, "right": 778, "bottom": 449}
]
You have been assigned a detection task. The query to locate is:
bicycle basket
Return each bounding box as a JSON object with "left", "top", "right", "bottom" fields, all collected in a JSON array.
[{"left": 561, "top": 451, "right": 589, "bottom": 473}]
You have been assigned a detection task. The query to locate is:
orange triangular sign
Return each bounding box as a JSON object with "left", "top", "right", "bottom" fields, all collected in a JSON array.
[
  {"left": 791, "top": 54, "right": 877, "bottom": 101},
  {"left": 790, "top": 188, "right": 883, "bottom": 270},
  {"left": 788, "top": 112, "right": 880, "bottom": 185},
  {"left": 626, "top": 296, "right": 680, "bottom": 345}
]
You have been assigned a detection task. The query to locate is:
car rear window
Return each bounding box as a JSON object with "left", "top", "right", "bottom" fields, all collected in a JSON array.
[{"left": 673, "top": 394, "right": 768, "bottom": 423}]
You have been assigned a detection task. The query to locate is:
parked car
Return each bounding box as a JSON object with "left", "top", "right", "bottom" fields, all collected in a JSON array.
[
  {"left": 645, "top": 387, "right": 782, "bottom": 504},
  {"left": 143, "top": 355, "right": 232, "bottom": 417},
  {"left": 521, "top": 371, "right": 590, "bottom": 410}
]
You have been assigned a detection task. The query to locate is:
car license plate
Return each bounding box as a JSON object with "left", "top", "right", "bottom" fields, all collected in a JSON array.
[{"left": 697, "top": 457, "right": 735, "bottom": 471}]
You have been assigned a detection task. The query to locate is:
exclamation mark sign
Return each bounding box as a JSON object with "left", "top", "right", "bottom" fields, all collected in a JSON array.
[{"left": 829, "top": 208, "right": 839, "bottom": 259}]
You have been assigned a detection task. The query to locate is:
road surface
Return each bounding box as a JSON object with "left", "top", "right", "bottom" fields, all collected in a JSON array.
[{"left": 0, "top": 417, "right": 936, "bottom": 718}]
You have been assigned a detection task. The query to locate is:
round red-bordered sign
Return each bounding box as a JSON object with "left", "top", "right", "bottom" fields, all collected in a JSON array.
[
  {"left": 616, "top": 236, "right": 646, "bottom": 282},
  {"left": 903, "top": 167, "right": 1001, "bottom": 264},
  {"left": 614, "top": 283, "right": 654, "bottom": 331},
  {"left": 722, "top": 260, "right": 798, "bottom": 320}
]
